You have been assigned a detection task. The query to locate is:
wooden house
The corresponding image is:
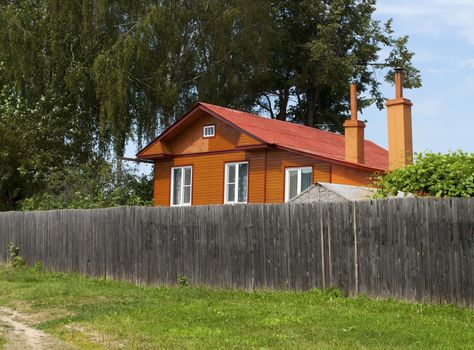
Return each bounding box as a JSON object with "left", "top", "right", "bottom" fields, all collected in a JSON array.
[{"left": 137, "top": 70, "right": 413, "bottom": 206}]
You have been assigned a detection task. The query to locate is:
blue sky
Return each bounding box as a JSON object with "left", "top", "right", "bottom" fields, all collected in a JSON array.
[
  {"left": 126, "top": 0, "right": 474, "bottom": 171},
  {"left": 364, "top": 0, "right": 474, "bottom": 153}
]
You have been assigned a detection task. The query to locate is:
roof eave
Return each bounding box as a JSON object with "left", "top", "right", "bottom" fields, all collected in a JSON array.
[{"left": 273, "top": 145, "right": 387, "bottom": 172}]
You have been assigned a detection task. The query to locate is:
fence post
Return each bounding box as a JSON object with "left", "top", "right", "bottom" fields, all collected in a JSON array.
[
  {"left": 319, "top": 204, "right": 326, "bottom": 290},
  {"left": 353, "top": 201, "right": 359, "bottom": 296}
]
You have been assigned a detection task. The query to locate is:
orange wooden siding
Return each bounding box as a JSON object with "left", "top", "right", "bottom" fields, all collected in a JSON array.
[
  {"left": 154, "top": 151, "right": 265, "bottom": 206},
  {"left": 153, "top": 148, "right": 342, "bottom": 206},
  {"left": 237, "top": 133, "right": 263, "bottom": 147},
  {"left": 331, "top": 163, "right": 374, "bottom": 186},
  {"left": 167, "top": 114, "right": 257, "bottom": 155},
  {"left": 142, "top": 139, "right": 170, "bottom": 156}
]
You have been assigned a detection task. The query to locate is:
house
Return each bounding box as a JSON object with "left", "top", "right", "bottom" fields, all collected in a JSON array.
[
  {"left": 289, "top": 182, "right": 376, "bottom": 203},
  {"left": 137, "top": 69, "right": 413, "bottom": 206}
]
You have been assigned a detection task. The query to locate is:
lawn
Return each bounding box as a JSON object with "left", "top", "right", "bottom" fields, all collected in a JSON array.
[{"left": 0, "top": 266, "right": 473, "bottom": 349}]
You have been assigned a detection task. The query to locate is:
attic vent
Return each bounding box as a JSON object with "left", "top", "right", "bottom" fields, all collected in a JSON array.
[{"left": 203, "top": 125, "right": 215, "bottom": 138}]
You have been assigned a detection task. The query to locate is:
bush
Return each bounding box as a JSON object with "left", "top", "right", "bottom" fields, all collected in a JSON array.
[
  {"left": 177, "top": 276, "right": 189, "bottom": 287},
  {"left": 375, "top": 151, "right": 474, "bottom": 198},
  {"left": 7, "top": 242, "right": 25, "bottom": 268},
  {"left": 34, "top": 261, "right": 43, "bottom": 272},
  {"left": 20, "top": 159, "right": 153, "bottom": 210}
]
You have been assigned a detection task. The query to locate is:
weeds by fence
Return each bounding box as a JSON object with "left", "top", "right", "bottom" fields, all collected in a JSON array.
[{"left": 0, "top": 198, "right": 473, "bottom": 307}]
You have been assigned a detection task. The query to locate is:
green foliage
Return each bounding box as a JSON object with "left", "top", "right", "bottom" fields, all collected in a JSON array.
[
  {"left": 257, "top": 0, "right": 421, "bottom": 130},
  {"left": 7, "top": 242, "right": 25, "bottom": 268},
  {"left": 7, "top": 242, "right": 19, "bottom": 262},
  {"left": 0, "top": 0, "right": 420, "bottom": 149},
  {"left": 1, "top": 266, "right": 474, "bottom": 349},
  {"left": 33, "top": 261, "right": 43, "bottom": 272},
  {"left": 0, "top": 61, "right": 93, "bottom": 210},
  {"left": 177, "top": 275, "right": 189, "bottom": 287},
  {"left": 375, "top": 152, "right": 474, "bottom": 198},
  {"left": 20, "top": 159, "right": 152, "bottom": 211}
]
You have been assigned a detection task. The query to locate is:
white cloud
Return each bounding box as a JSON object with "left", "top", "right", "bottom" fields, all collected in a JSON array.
[
  {"left": 376, "top": 0, "right": 474, "bottom": 45},
  {"left": 366, "top": 0, "right": 474, "bottom": 154},
  {"left": 462, "top": 58, "right": 474, "bottom": 69},
  {"left": 433, "top": 0, "right": 474, "bottom": 6},
  {"left": 446, "top": 11, "right": 474, "bottom": 45},
  {"left": 426, "top": 66, "right": 452, "bottom": 75},
  {"left": 376, "top": 4, "right": 442, "bottom": 16},
  {"left": 414, "top": 98, "right": 444, "bottom": 119}
]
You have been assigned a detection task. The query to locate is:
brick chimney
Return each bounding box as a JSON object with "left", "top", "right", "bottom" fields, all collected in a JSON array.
[
  {"left": 344, "top": 83, "right": 366, "bottom": 164},
  {"left": 386, "top": 68, "right": 413, "bottom": 171}
]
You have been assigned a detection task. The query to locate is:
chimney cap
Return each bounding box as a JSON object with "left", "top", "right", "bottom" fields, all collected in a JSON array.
[{"left": 394, "top": 67, "right": 404, "bottom": 72}]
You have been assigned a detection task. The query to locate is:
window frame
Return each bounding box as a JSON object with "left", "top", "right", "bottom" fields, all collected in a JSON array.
[
  {"left": 224, "top": 161, "right": 249, "bottom": 204},
  {"left": 284, "top": 166, "right": 313, "bottom": 202},
  {"left": 203, "top": 124, "right": 216, "bottom": 138},
  {"left": 170, "top": 166, "right": 193, "bottom": 206}
]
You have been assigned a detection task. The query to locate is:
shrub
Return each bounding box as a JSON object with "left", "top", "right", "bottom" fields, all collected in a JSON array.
[
  {"left": 374, "top": 151, "right": 474, "bottom": 198},
  {"left": 177, "top": 276, "right": 189, "bottom": 287},
  {"left": 34, "top": 261, "right": 43, "bottom": 272},
  {"left": 7, "top": 242, "right": 25, "bottom": 268},
  {"left": 20, "top": 159, "right": 153, "bottom": 210}
]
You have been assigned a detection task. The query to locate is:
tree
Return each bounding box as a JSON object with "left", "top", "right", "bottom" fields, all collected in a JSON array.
[
  {"left": 0, "top": 61, "right": 91, "bottom": 210},
  {"left": 256, "top": 0, "right": 421, "bottom": 131},
  {"left": 374, "top": 152, "right": 474, "bottom": 198},
  {"left": 0, "top": 0, "right": 153, "bottom": 209},
  {"left": 93, "top": 0, "right": 421, "bottom": 143},
  {"left": 1, "top": 0, "right": 420, "bottom": 150},
  {"left": 93, "top": 0, "right": 274, "bottom": 152}
]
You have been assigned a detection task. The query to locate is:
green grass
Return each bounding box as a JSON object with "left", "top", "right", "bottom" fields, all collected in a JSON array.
[{"left": 0, "top": 266, "right": 473, "bottom": 349}]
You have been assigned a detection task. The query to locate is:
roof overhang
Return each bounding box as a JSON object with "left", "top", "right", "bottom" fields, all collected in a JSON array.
[{"left": 273, "top": 145, "right": 387, "bottom": 173}]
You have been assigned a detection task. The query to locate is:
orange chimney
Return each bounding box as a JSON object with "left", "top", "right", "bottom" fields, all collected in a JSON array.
[
  {"left": 344, "top": 83, "right": 365, "bottom": 164},
  {"left": 386, "top": 68, "right": 413, "bottom": 171}
]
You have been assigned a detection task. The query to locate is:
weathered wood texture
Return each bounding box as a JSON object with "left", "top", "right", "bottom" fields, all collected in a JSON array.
[{"left": 0, "top": 198, "right": 473, "bottom": 307}]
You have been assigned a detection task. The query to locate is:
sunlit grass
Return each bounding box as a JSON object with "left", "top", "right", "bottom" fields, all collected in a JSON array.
[{"left": 0, "top": 266, "right": 473, "bottom": 349}]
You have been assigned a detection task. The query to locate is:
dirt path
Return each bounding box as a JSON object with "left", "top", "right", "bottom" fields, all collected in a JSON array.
[{"left": 0, "top": 307, "right": 76, "bottom": 350}]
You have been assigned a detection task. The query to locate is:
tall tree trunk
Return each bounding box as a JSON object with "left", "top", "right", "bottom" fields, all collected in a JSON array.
[
  {"left": 276, "top": 88, "right": 289, "bottom": 120},
  {"left": 305, "top": 86, "right": 321, "bottom": 127}
]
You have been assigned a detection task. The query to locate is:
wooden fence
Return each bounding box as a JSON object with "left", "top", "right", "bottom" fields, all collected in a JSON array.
[{"left": 0, "top": 198, "right": 473, "bottom": 307}]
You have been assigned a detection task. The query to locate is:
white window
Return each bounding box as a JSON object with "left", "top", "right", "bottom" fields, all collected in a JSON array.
[
  {"left": 203, "top": 125, "right": 215, "bottom": 138},
  {"left": 171, "top": 166, "right": 192, "bottom": 206},
  {"left": 224, "top": 162, "right": 249, "bottom": 204},
  {"left": 285, "top": 167, "right": 313, "bottom": 202}
]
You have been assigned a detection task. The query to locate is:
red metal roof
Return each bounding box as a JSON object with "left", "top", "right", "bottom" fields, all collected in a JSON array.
[
  {"left": 138, "top": 102, "right": 388, "bottom": 171},
  {"left": 199, "top": 102, "right": 388, "bottom": 171}
]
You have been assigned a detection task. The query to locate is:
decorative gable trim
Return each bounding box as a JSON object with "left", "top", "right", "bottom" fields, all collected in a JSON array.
[{"left": 137, "top": 102, "right": 266, "bottom": 158}]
